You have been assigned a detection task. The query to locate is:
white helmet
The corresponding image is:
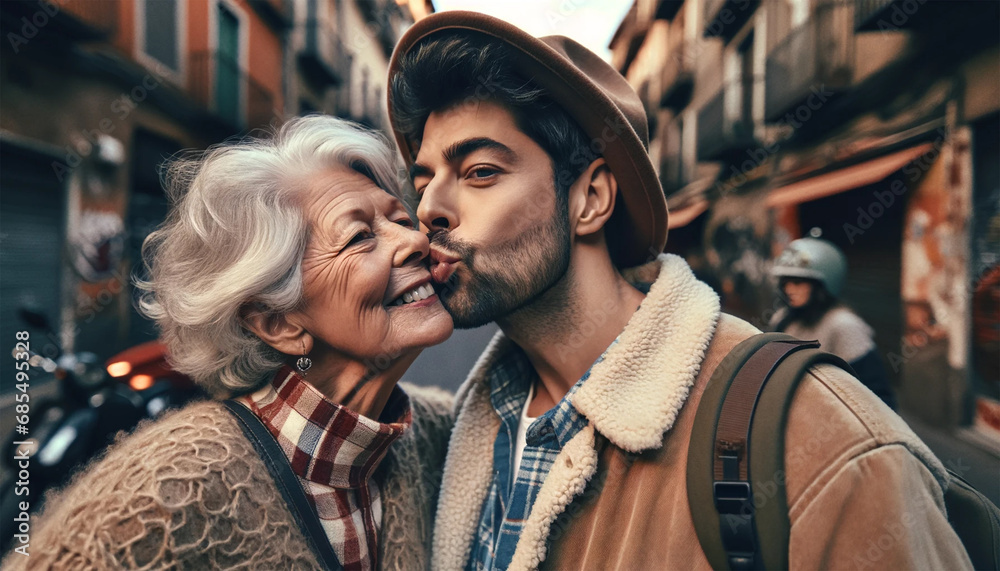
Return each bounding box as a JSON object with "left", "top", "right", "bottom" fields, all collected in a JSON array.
[{"left": 771, "top": 237, "right": 848, "bottom": 298}]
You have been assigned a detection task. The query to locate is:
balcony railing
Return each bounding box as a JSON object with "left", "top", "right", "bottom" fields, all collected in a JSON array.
[
  {"left": 764, "top": 2, "right": 853, "bottom": 122},
  {"left": 357, "top": 0, "right": 399, "bottom": 28},
  {"left": 854, "top": 0, "right": 995, "bottom": 36},
  {"left": 63, "top": 0, "right": 119, "bottom": 37},
  {"left": 638, "top": 79, "right": 655, "bottom": 119},
  {"left": 697, "top": 78, "right": 758, "bottom": 161},
  {"left": 189, "top": 51, "right": 277, "bottom": 131},
  {"left": 248, "top": 0, "right": 293, "bottom": 30},
  {"left": 299, "top": 19, "right": 346, "bottom": 87},
  {"left": 703, "top": 0, "right": 760, "bottom": 40},
  {"left": 660, "top": 156, "right": 686, "bottom": 195},
  {"left": 659, "top": 126, "right": 687, "bottom": 195},
  {"left": 356, "top": 0, "right": 379, "bottom": 19},
  {"left": 854, "top": 0, "right": 894, "bottom": 30},
  {"left": 3, "top": 0, "right": 121, "bottom": 40},
  {"left": 613, "top": 4, "right": 647, "bottom": 75},
  {"left": 655, "top": 0, "right": 684, "bottom": 21},
  {"left": 659, "top": 39, "right": 694, "bottom": 110}
]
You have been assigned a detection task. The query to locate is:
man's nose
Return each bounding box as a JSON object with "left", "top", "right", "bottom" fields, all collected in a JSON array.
[{"left": 416, "top": 181, "right": 457, "bottom": 233}]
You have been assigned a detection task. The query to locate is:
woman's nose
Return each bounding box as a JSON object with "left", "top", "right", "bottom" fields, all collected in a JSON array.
[{"left": 393, "top": 222, "right": 430, "bottom": 267}]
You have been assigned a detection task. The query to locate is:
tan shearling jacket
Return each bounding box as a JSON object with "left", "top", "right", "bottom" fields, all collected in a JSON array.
[{"left": 432, "top": 254, "right": 973, "bottom": 570}]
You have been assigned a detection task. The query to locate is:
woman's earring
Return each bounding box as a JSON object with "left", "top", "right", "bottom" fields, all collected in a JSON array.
[{"left": 296, "top": 340, "right": 312, "bottom": 375}]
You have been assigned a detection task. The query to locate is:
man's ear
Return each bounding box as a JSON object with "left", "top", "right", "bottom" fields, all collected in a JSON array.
[
  {"left": 569, "top": 158, "right": 618, "bottom": 237},
  {"left": 240, "top": 304, "right": 311, "bottom": 356}
]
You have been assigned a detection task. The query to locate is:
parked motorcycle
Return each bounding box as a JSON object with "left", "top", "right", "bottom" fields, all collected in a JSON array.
[
  {"left": 104, "top": 339, "right": 202, "bottom": 419},
  {"left": 0, "top": 308, "right": 201, "bottom": 556}
]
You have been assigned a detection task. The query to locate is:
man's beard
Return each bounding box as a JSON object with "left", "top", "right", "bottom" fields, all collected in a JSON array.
[{"left": 430, "top": 206, "right": 572, "bottom": 329}]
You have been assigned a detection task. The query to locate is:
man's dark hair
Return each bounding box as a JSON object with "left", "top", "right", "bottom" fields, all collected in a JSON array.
[{"left": 390, "top": 31, "right": 599, "bottom": 199}]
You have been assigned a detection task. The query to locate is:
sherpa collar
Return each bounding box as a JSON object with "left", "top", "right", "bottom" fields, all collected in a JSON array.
[{"left": 572, "top": 253, "right": 721, "bottom": 451}]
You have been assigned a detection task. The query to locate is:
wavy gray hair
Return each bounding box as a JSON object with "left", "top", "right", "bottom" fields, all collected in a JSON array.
[{"left": 137, "top": 116, "right": 407, "bottom": 397}]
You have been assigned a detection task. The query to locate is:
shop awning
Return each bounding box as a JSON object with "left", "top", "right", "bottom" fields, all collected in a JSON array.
[
  {"left": 766, "top": 143, "right": 936, "bottom": 208},
  {"left": 666, "top": 175, "right": 718, "bottom": 229},
  {"left": 668, "top": 200, "right": 709, "bottom": 229}
]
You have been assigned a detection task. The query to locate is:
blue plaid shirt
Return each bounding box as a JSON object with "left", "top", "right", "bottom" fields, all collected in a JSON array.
[{"left": 466, "top": 341, "right": 615, "bottom": 570}]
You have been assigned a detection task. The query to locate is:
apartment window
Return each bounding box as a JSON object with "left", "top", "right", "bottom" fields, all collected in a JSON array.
[
  {"left": 682, "top": 110, "right": 697, "bottom": 181},
  {"left": 137, "top": 0, "right": 184, "bottom": 76},
  {"left": 362, "top": 66, "right": 371, "bottom": 119},
  {"left": 216, "top": 2, "right": 241, "bottom": 126},
  {"left": 737, "top": 31, "right": 755, "bottom": 129},
  {"left": 724, "top": 28, "right": 757, "bottom": 137},
  {"left": 787, "top": 0, "right": 810, "bottom": 28}
]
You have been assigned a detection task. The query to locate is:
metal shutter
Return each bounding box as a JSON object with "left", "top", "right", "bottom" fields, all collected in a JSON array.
[{"left": 0, "top": 140, "right": 66, "bottom": 394}]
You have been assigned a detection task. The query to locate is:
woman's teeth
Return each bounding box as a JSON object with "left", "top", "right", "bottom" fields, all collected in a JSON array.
[{"left": 392, "top": 284, "right": 435, "bottom": 306}]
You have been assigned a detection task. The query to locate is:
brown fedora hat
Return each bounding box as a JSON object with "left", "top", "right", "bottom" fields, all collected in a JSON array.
[{"left": 386, "top": 10, "right": 668, "bottom": 268}]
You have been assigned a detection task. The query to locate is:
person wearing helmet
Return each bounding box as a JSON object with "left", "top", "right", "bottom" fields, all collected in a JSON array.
[{"left": 771, "top": 236, "right": 897, "bottom": 409}]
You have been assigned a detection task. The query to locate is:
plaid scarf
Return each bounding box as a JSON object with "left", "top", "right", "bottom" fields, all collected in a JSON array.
[{"left": 240, "top": 365, "right": 411, "bottom": 571}]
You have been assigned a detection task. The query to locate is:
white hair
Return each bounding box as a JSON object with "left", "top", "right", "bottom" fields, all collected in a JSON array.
[{"left": 136, "top": 116, "right": 407, "bottom": 397}]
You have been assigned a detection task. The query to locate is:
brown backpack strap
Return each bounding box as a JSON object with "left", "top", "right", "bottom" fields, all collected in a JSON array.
[
  {"left": 688, "top": 333, "right": 852, "bottom": 571},
  {"left": 713, "top": 339, "right": 818, "bottom": 482}
]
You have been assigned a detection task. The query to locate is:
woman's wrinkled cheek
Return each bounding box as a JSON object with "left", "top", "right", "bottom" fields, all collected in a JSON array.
[
  {"left": 300, "top": 250, "right": 339, "bottom": 293},
  {"left": 339, "top": 261, "right": 390, "bottom": 334}
]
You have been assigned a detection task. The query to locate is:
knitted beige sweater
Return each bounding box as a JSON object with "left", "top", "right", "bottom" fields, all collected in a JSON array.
[{"left": 2, "top": 382, "right": 453, "bottom": 570}]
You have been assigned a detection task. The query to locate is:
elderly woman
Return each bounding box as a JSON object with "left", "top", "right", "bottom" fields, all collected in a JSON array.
[{"left": 5, "top": 117, "right": 455, "bottom": 570}]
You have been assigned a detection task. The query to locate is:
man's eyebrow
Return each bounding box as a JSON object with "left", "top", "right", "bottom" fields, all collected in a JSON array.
[
  {"left": 409, "top": 162, "right": 432, "bottom": 181},
  {"left": 410, "top": 138, "right": 518, "bottom": 181},
  {"left": 443, "top": 137, "right": 518, "bottom": 165}
]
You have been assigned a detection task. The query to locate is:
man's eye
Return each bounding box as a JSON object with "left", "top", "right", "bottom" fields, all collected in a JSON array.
[
  {"left": 468, "top": 166, "right": 500, "bottom": 180},
  {"left": 395, "top": 218, "right": 415, "bottom": 228}
]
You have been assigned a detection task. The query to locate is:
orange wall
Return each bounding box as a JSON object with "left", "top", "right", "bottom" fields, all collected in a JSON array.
[
  {"left": 115, "top": 0, "right": 135, "bottom": 58},
  {"left": 188, "top": 0, "right": 211, "bottom": 56},
  {"left": 243, "top": 1, "right": 284, "bottom": 111},
  {"left": 109, "top": 0, "right": 283, "bottom": 113}
]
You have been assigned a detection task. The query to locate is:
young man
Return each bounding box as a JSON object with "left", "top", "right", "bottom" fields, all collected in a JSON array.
[{"left": 387, "top": 11, "right": 972, "bottom": 571}]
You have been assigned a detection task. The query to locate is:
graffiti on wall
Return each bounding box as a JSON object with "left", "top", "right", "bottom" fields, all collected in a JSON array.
[{"left": 900, "top": 129, "right": 971, "bottom": 370}]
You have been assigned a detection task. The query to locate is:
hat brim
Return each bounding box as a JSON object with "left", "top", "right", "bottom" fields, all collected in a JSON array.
[{"left": 386, "top": 10, "right": 667, "bottom": 268}]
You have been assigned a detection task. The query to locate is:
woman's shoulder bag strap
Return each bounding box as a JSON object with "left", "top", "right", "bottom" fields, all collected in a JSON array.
[{"left": 223, "top": 399, "right": 343, "bottom": 570}]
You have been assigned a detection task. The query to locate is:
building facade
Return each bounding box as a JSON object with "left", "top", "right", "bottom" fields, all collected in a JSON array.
[
  {"left": 288, "top": 0, "right": 428, "bottom": 128},
  {"left": 0, "top": 0, "right": 424, "bottom": 396},
  {"left": 611, "top": 0, "right": 999, "bottom": 438},
  {"left": 1, "top": 0, "right": 289, "bottom": 384}
]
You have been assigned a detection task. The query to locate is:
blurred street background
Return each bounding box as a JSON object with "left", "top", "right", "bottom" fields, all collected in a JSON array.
[{"left": 0, "top": 0, "right": 997, "bottom": 501}]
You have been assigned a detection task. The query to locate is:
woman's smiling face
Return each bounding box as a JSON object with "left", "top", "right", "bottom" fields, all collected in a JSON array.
[{"left": 288, "top": 166, "right": 453, "bottom": 363}]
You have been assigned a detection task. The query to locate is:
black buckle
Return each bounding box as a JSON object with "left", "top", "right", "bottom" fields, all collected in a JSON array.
[
  {"left": 714, "top": 481, "right": 753, "bottom": 515},
  {"left": 728, "top": 553, "right": 758, "bottom": 570},
  {"left": 715, "top": 480, "right": 759, "bottom": 568}
]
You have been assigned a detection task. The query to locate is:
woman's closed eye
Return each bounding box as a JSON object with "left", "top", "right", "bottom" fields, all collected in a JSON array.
[{"left": 345, "top": 229, "right": 374, "bottom": 248}]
